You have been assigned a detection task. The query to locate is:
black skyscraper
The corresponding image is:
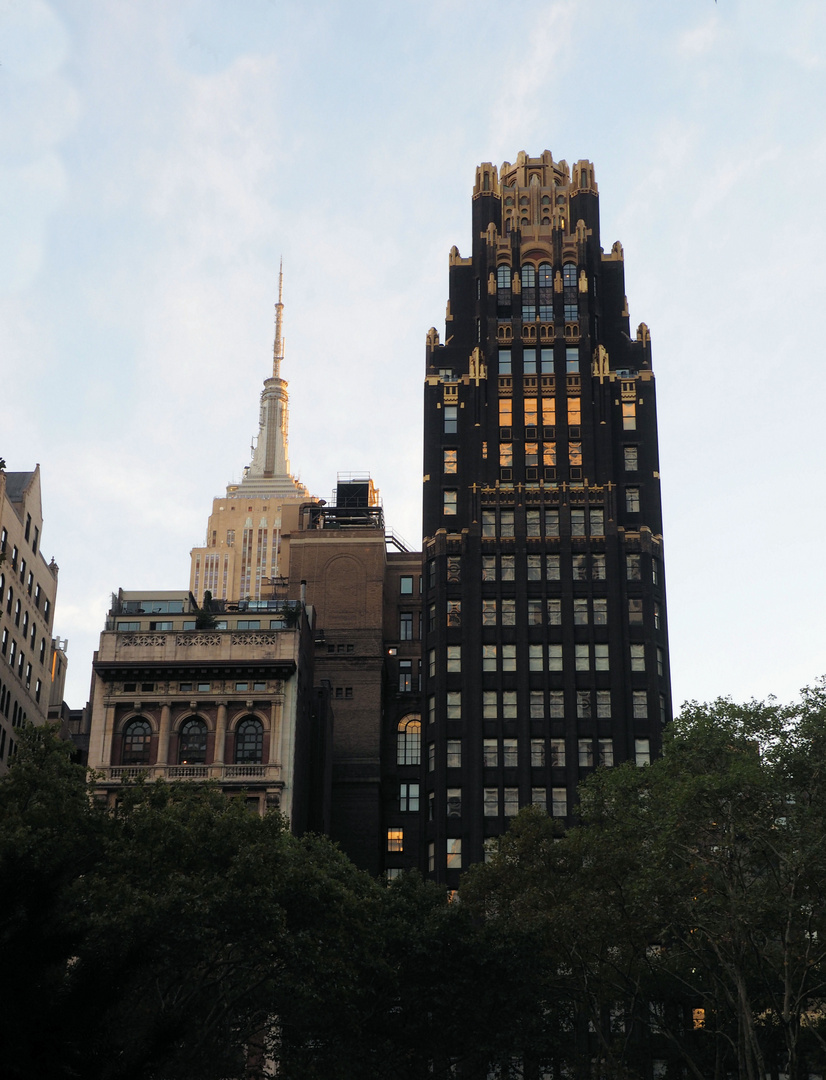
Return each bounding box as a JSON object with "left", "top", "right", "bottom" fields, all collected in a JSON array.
[{"left": 421, "top": 151, "right": 671, "bottom": 885}]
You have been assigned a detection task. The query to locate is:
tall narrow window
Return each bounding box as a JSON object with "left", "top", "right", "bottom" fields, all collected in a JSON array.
[
  {"left": 568, "top": 398, "right": 581, "bottom": 425},
  {"left": 178, "top": 719, "right": 208, "bottom": 765},
  {"left": 397, "top": 716, "right": 421, "bottom": 765},
  {"left": 622, "top": 402, "right": 636, "bottom": 430},
  {"left": 444, "top": 405, "right": 458, "bottom": 433},
  {"left": 624, "top": 446, "right": 638, "bottom": 471},
  {"left": 443, "top": 489, "right": 458, "bottom": 515},
  {"left": 235, "top": 718, "right": 264, "bottom": 764},
  {"left": 122, "top": 718, "right": 152, "bottom": 766},
  {"left": 635, "top": 739, "right": 651, "bottom": 767},
  {"left": 444, "top": 449, "right": 457, "bottom": 474},
  {"left": 626, "top": 488, "right": 640, "bottom": 513}
]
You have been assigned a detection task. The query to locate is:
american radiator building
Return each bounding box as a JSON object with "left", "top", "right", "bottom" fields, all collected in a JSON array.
[{"left": 422, "top": 151, "right": 671, "bottom": 885}]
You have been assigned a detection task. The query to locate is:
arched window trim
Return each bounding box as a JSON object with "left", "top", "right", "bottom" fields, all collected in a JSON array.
[
  {"left": 397, "top": 715, "right": 421, "bottom": 766},
  {"left": 122, "top": 716, "right": 152, "bottom": 766},
  {"left": 179, "top": 716, "right": 208, "bottom": 765},
  {"left": 234, "top": 716, "right": 264, "bottom": 765}
]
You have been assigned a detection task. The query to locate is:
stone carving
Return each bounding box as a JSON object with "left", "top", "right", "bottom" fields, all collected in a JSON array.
[
  {"left": 121, "top": 634, "right": 166, "bottom": 647},
  {"left": 175, "top": 634, "right": 222, "bottom": 647}
]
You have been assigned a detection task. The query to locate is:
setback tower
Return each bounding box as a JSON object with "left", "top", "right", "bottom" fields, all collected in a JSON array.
[{"left": 422, "top": 151, "right": 671, "bottom": 885}]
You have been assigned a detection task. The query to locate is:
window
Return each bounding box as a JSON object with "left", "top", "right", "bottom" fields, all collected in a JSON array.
[
  {"left": 550, "top": 739, "right": 565, "bottom": 767},
  {"left": 568, "top": 398, "right": 581, "bottom": 427},
  {"left": 572, "top": 555, "right": 588, "bottom": 580},
  {"left": 529, "top": 644, "right": 543, "bottom": 671},
  {"left": 531, "top": 739, "right": 545, "bottom": 767},
  {"left": 503, "top": 738, "right": 518, "bottom": 768},
  {"left": 502, "top": 645, "right": 516, "bottom": 671},
  {"left": 482, "top": 600, "right": 497, "bottom": 626},
  {"left": 624, "top": 446, "right": 638, "bottom": 471},
  {"left": 545, "top": 509, "right": 559, "bottom": 536},
  {"left": 149, "top": 620, "right": 173, "bottom": 631},
  {"left": 399, "top": 783, "right": 420, "bottom": 812},
  {"left": 654, "top": 602, "right": 662, "bottom": 631},
  {"left": 236, "top": 619, "right": 261, "bottom": 630},
  {"left": 387, "top": 829, "right": 404, "bottom": 852},
  {"left": 573, "top": 598, "right": 588, "bottom": 625},
  {"left": 527, "top": 600, "right": 543, "bottom": 625},
  {"left": 527, "top": 555, "right": 541, "bottom": 581},
  {"left": 498, "top": 348, "right": 512, "bottom": 374},
  {"left": 446, "top": 838, "right": 462, "bottom": 870},
  {"left": 447, "top": 739, "right": 462, "bottom": 768},
  {"left": 122, "top": 718, "right": 152, "bottom": 765},
  {"left": 622, "top": 402, "right": 636, "bottom": 430},
  {"left": 447, "top": 788, "right": 462, "bottom": 817},
  {"left": 577, "top": 691, "right": 591, "bottom": 718},
  {"left": 499, "top": 399, "right": 512, "bottom": 427},
  {"left": 595, "top": 644, "right": 609, "bottom": 671},
  {"left": 483, "top": 692, "right": 497, "bottom": 719},
  {"left": 501, "top": 555, "right": 514, "bottom": 581},
  {"left": 178, "top": 718, "right": 208, "bottom": 765},
  {"left": 530, "top": 691, "right": 544, "bottom": 718},
  {"left": 547, "top": 598, "right": 562, "bottom": 625},
  {"left": 549, "top": 691, "right": 564, "bottom": 718},
  {"left": 629, "top": 598, "right": 643, "bottom": 624},
  {"left": 447, "top": 556, "right": 461, "bottom": 583},
  {"left": 428, "top": 743, "right": 435, "bottom": 771},
  {"left": 547, "top": 554, "right": 560, "bottom": 580},
  {"left": 400, "top": 575, "right": 414, "bottom": 595},
  {"left": 447, "top": 691, "right": 461, "bottom": 719},
  {"left": 552, "top": 788, "right": 568, "bottom": 817},
  {"left": 575, "top": 644, "right": 589, "bottom": 671},
  {"left": 504, "top": 788, "right": 519, "bottom": 816},
  {"left": 447, "top": 600, "right": 461, "bottom": 626},
  {"left": 531, "top": 787, "right": 546, "bottom": 808},
  {"left": 444, "top": 405, "right": 458, "bottom": 433},
  {"left": 599, "top": 739, "right": 614, "bottom": 766},
  {"left": 399, "top": 613, "right": 413, "bottom": 640},
  {"left": 428, "top": 843, "right": 435, "bottom": 873},
  {"left": 117, "top": 621, "right": 140, "bottom": 631},
  {"left": 526, "top": 509, "right": 540, "bottom": 536},
  {"left": 593, "top": 598, "right": 607, "bottom": 624},
  {"left": 398, "top": 660, "right": 413, "bottom": 692},
  {"left": 197, "top": 681, "right": 211, "bottom": 692},
  {"left": 397, "top": 716, "right": 421, "bottom": 765},
  {"left": 484, "top": 788, "right": 499, "bottom": 816},
  {"left": 627, "top": 555, "right": 641, "bottom": 581},
  {"left": 235, "top": 718, "right": 264, "bottom": 764},
  {"left": 652, "top": 558, "right": 661, "bottom": 586},
  {"left": 548, "top": 644, "right": 563, "bottom": 670},
  {"left": 427, "top": 695, "right": 435, "bottom": 725},
  {"left": 630, "top": 644, "right": 645, "bottom": 671},
  {"left": 483, "top": 739, "right": 498, "bottom": 767},
  {"left": 481, "top": 556, "right": 496, "bottom": 581},
  {"left": 447, "top": 645, "right": 461, "bottom": 672},
  {"left": 657, "top": 647, "right": 665, "bottom": 677},
  {"left": 635, "top": 738, "right": 651, "bottom": 767},
  {"left": 592, "top": 554, "right": 606, "bottom": 580},
  {"left": 626, "top": 488, "right": 640, "bottom": 513},
  {"left": 235, "top": 681, "right": 249, "bottom": 692},
  {"left": 443, "top": 490, "right": 458, "bottom": 515},
  {"left": 578, "top": 739, "right": 594, "bottom": 767},
  {"left": 571, "top": 509, "right": 585, "bottom": 536},
  {"left": 483, "top": 645, "right": 497, "bottom": 671},
  {"left": 589, "top": 509, "right": 604, "bottom": 536},
  {"left": 524, "top": 398, "right": 538, "bottom": 426},
  {"left": 501, "top": 599, "right": 516, "bottom": 626},
  {"left": 597, "top": 691, "right": 611, "bottom": 718},
  {"left": 444, "top": 449, "right": 457, "bottom": 474},
  {"left": 503, "top": 690, "right": 517, "bottom": 719},
  {"left": 500, "top": 511, "right": 514, "bottom": 538},
  {"left": 633, "top": 691, "right": 648, "bottom": 718},
  {"left": 566, "top": 347, "right": 579, "bottom": 373}
]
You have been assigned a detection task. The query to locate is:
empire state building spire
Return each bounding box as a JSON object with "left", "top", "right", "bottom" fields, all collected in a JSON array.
[{"left": 238, "top": 262, "right": 308, "bottom": 498}]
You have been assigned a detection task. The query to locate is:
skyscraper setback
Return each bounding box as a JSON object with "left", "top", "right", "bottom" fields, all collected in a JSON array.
[{"left": 421, "top": 151, "right": 671, "bottom": 884}]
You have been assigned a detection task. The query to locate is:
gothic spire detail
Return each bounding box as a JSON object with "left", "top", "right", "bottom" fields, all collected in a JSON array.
[{"left": 273, "top": 257, "right": 284, "bottom": 379}]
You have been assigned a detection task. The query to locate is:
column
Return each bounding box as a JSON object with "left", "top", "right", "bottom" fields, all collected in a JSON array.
[
  {"left": 156, "top": 703, "right": 172, "bottom": 770},
  {"left": 214, "top": 701, "right": 228, "bottom": 773}
]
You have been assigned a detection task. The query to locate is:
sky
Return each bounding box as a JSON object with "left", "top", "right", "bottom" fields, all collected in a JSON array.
[{"left": 2, "top": 0, "right": 825, "bottom": 712}]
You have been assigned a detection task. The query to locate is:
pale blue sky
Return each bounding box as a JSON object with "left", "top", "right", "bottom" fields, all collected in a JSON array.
[{"left": 2, "top": 0, "right": 825, "bottom": 710}]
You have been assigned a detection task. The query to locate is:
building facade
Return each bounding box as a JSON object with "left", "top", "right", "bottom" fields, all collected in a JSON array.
[
  {"left": 0, "top": 465, "right": 66, "bottom": 769},
  {"left": 85, "top": 589, "right": 329, "bottom": 831},
  {"left": 421, "top": 151, "right": 671, "bottom": 884}
]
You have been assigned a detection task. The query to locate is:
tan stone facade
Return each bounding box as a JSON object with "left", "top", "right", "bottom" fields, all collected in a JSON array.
[{"left": 0, "top": 466, "right": 65, "bottom": 769}]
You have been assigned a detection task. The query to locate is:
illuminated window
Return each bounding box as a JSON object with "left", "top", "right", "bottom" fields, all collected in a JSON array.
[
  {"left": 446, "top": 838, "right": 462, "bottom": 870},
  {"left": 483, "top": 645, "right": 497, "bottom": 671},
  {"left": 542, "top": 397, "right": 555, "bottom": 427},
  {"left": 622, "top": 402, "right": 636, "bottom": 430},
  {"left": 397, "top": 716, "right": 421, "bottom": 765},
  {"left": 524, "top": 397, "right": 538, "bottom": 425},
  {"left": 568, "top": 397, "right": 581, "bottom": 425},
  {"left": 575, "top": 645, "right": 589, "bottom": 671},
  {"left": 387, "top": 828, "right": 404, "bottom": 852},
  {"left": 574, "top": 598, "right": 588, "bottom": 625},
  {"left": 502, "top": 690, "right": 517, "bottom": 719},
  {"left": 444, "top": 448, "right": 457, "bottom": 474},
  {"left": 499, "top": 443, "right": 513, "bottom": 467},
  {"left": 548, "top": 644, "right": 563, "bottom": 670},
  {"left": 502, "top": 645, "right": 516, "bottom": 671},
  {"left": 529, "top": 644, "right": 543, "bottom": 671},
  {"left": 482, "top": 600, "right": 497, "bottom": 626},
  {"left": 398, "top": 660, "right": 413, "bottom": 692},
  {"left": 543, "top": 443, "right": 557, "bottom": 466},
  {"left": 569, "top": 442, "right": 582, "bottom": 466},
  {"left": 525, "top": 442, "right": 539, "bottom": 466},
  {"left": 499, "top": 398, "right": 512, "bottom": 427},
  {"left": 483, "top": 691, "right": 497, "bottom": 719},
  {"left": 443, "top": 490, "right": 458, "bottom": 515},
  {"left": 595, "top": 645, "right": 609, "bottom": 671}
]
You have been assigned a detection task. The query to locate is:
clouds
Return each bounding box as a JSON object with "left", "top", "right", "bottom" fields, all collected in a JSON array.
[{"left": 1, "top": 0, "right": 825, "bottom": 709}]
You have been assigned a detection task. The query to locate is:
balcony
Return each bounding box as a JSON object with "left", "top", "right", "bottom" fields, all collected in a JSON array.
[{"left": 101, "top": 763, "right": 282, "bottom": 784}]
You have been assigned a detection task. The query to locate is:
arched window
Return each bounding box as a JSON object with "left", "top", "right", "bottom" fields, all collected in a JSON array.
[
  {"left": 397, "top": 715, "right": 421, "bottom": 766},
  {"left": 235, "top": 717, "right": 264, "bottom": 764},
  {"left": 179, "top": 718, "right": 208, "bottom": 765},
  {"left": 563, "top": 263, "right": 577, "bottom": 288},
  {"left": 122, "top": 718, "right": 152, "bottom": 765}
]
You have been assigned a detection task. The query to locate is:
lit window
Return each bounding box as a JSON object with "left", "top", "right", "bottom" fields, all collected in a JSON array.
[
  {"left": 624, "top": 446, "right": 638, "bottom": 471},
  {"left": 504, "top": 788, "right": 519, "bottom": 816},
  {"left": 444, "top": 449, "right": 457, "bottom": 474},
  {"left": 443, "top": 490, "right": 458, "bottom": 515},
  {"left": 552, "top": 788, "right": 568, "bottom": 817},
  {"left": 626, "top": 488, "right": 640, "bottom": 513},
  {"left": 482, "top": 599, "right": 497, "bottom": 626},
  {"left": 499, "top": 399, "right": 512, "bottom": 427},
  {"left": 484, "top": 788, "right": 499, "bottom": 816},
  {"left": 387, "top": 829, "right": 404, "bottom": 852},
  {"left": 503, "top": 739, "right": 518, "bottom": 768},
  {"left": 578, "top": 739, "right": 594, "bottom": 767},
  {"left": 447, "top": 645, "right": 461, "bottom": 672},
  {"left": 524, "top": 398, "right": 538, "bottom": 426},
  {"left": 530, "top": 739, "right": 545, "bottom": 767},
  {"left": 630, "top": 644, "right": 645, "bottom": 671},
  {"left": 483, "top": 644, "right": 497, "bottom": 671},
  {"left": 399, "top": 783, "right": 419, "bottom": 812},
  {"left": 575, "top": 644, "right": 589, "bottom": 671},
  {"left": 568, "top": 398, "right": 581, "bottom": 425},
  {"left": 447, "top": 740, "right": 462, "bottom": 768},
  {"left": 543, "top": 443, "right": 557, "bottom": 467},
  {"left": 446, "top": 838, "right": 462, "bottom": 870},
  {"left": 622, "top": 402, "right": 636, "bottom": 430},
  {"left": 398, "top": 660, "right": 413, "bottom": 692},
  {"left": 595, "top": 644, "right": 609, "bottom": 671},
  {"left": 483, "top": 739, "right": 498, "bottom": 767},
  {"left": 397, "top": 716, "right": 421, "bottom": 765},
  {"left": 542, "top": 397, "right": 556, "bottom": 427},
  {"left": 447, "top": 692, "right": 461, "bottom": 719},
  {"left": 635, "top": 738, "right": 651, "bottom": 767}
]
